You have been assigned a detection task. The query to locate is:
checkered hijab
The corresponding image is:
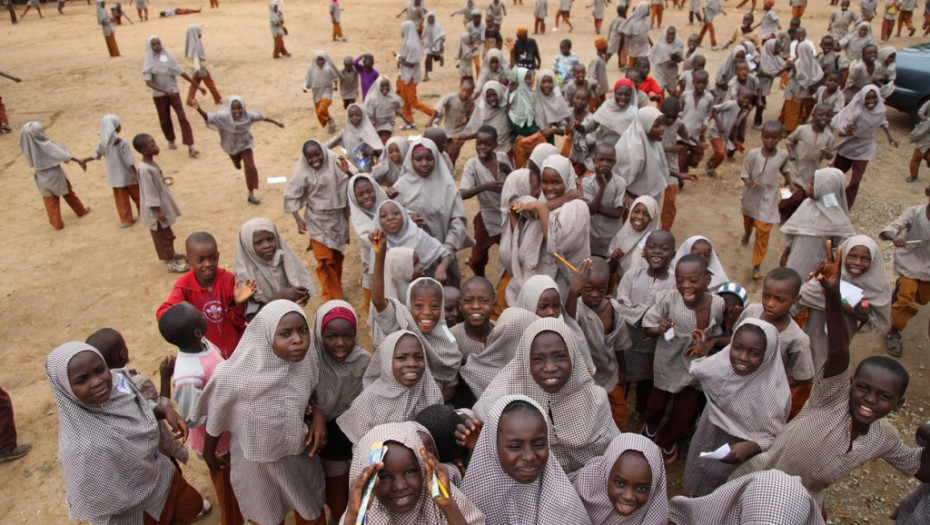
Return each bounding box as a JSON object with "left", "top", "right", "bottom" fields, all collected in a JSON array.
[
  {"left": 46, "top": 342, "right": 172, "bottom": 522},
  {"left": 463, "top": 395, "right": 592, "bottom": 525},
  {"left": 515, "top": 274, "right": 596, "bottom": 372},
  {"left": 193, "top": 300, "right": 318, "bottom": 463},
  {"left": 571, "top": 433, "right": 669, "bottom": 525},
  {"left": 669, "top": 470, "right": 824, "bottom": 525},
  {"left": 312, "top": 300, "right": 371, "bottom": 420},
  {"left": 689, "top": 318, "right": 790, "bottom": 450},
  {"left": 337, "top": 330, "right": 443, "bottom": 444},
  {"left": 350, "top": 422, "right": 486, "bottom": 524},
  {"left": 460, "top": 307, "right": 539, "bottom": 398},
  {"left": 473, "top": 318, "right": 618, "bottom": 473}
]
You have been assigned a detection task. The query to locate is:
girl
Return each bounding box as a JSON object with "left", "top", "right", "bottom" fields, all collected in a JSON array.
[
  {"left": 649, "top": 27, "right": 684, "bottom": 96},
  {"left": 19, "top": 122, "right": 90, "bottom": 230},
  {"left": 364, "top": 76, "right": 413, "bottom": 143},
  {"left": 311, "top": 301, "right": 371, "bottom": 522},
  {"left": 192, "top": 301, "right": 327, "bottom": 525},
  {"left": 838, "top": 21, "right": 873, "bottom": 61},
  {"left": 907, "top": 100, "right": 930, "bottom": 182},
  {"left": 577, "top": 79, "right": 639, "bottom": 150},
  {"left": 796, "top": 235, "right": 891, "bottom": 371},
  {"left": 143, "top": 36, "right": 203, "bottom": 158},
  {"left": 336, "top": 331, "right": 443, "bottom": 444},
  {"left": 620, "top": 3, "right": 651, "bottom": 69},
  {"left": 757, "top": 40, "right": 787, "bottom": 124},
  {"left": 423, "top": 12, "right": 447, "bottom": 82},
  {"left": 234, "top": 217, "right": 315, "bottom": 318},
  {"left": 614, "top": 107, "right": 673, "bottom": 204},
  {"left": 831, "top": 85, "right": 898, "bottom": 208},
  {"left": 714, "top": 45, "right": 747, "bottom": 101},
  {"left": 371, "top": 136, "right": 409, "bottom": 186},
  {"left": 303, "top": 51, "right": 339, "bottom": 133},
  {"left": 348, "top": 174, "right": 388, "bottom": 306},
  {"left": 508, "top": 67, "right": 539, "bottom": 150},
  {"left": 779, "top": 167, "right": 855, "bottom": 281},
  {"left": 97, "top": 0, "right": 119, "bottom": 57},
  {"left": 476, "top": 49, "right": 510, "bottom": 91},
  {"left": 571, "top": 433, "right": 669, "bottom": 524},
  {"left": 474, "top": 317, "right": 616, "bottom": 473},
  {"left": 500, "top": 165, "right": 548, "bottom": 305},
  {"left": 269, "top": 2, "right": 290, "bottom": 58},
  {"left": 457, "top": 80, "right": 513, "bottom": 155},
  {"left": 534, "top": 69, "right": 572, "bottom": 144},
  {"left": 398, "top": 20, "right": 437, "bottom": 125},
  {"left": 682, "top": 319, "right": 789, "bottom": 496},
  {"left": 325, "top": 103, "right": 384, "bottom": 172},
  {"left": 608, "top": 196, "right": 660, "bottom": 278},
  {"left": 874, "top": 46, "right": 897, "bottom": 99},
  {"left": 459, "top": 307, "right": 539, "bottom": 397},
  {"left": 346, "top": 422, "right": 485, "bottom": 524},
  {"left": 283, "top": 140, "right": 351, "bottom": 301},
  {"left": 82, "top": 114, "right": 138, "bottom": 228},
  {"left": 385, "top": 247, "right": 424, "bottom": 302},
  {"left": 184, "top": 24, "right": 223, "bottom": 105},
  {"left": 844, "top": 44, "right": 878, "bottom": 103},
  {"left": 672, "top": 235, "right": 730, "bottom": 290},
  {"left": 463, "top": 395, "right": 592, "bottom": 524},
  {"left": 374, "top": 200, "right": 452, "bottom": 281},
  {"left": 193, "top": 96, "right": 284, "bottom": 204},
  {"left": 782, "top": 41, "right": 823, "bottom": 133},
  {"left": 539, "top": 156, "right": 592, "bottom": 295},
  {"left": 46, "top": 342, "right": 206, "bottom": 524}
]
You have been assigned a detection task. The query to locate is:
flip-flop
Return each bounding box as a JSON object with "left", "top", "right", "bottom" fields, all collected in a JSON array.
[
  {"left": 906, "top": 176, "right": 918, "bottom": 183},
  {"left": 885, "top": 333, "right": 903, "bottom": 357},
  {"left": 662, "top": 443, "right": 678, "bottom": 465}
]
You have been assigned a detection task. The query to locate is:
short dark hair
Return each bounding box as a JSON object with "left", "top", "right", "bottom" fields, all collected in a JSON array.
[
  {"left": 693, "top": 69, "right": 710, "bottom": 82},
  {"left": 158, "top": 302, "right": 204, "bottom": 348},
  {"left": 761, "top": 120, "right": 784, "bottom": 134},
  {"left": 764, "top": 267, "right": 803, "bottom": 296},
  {"left": 86, "top": 328, "right": 127, "bottom": 368},
  {"left": 560, "top": 39, "right": 572, "bottom": 48},
  {"left": 476, "top": 124, "right": 498, "bottom": 142},
  {"left": 131, "top": 133, "right": 152, "bottom": 153},
  {"left": 855, "top": 356, "right": 910, "bottom": 396},
  {"left": 661, "top": 97, "right": 681, "bottom": 116},
  {"left": 185, "top": 231, "right": 217, "bottom": 250},
  {"left": 462, "top": 276, "right": 494, "bottom": 296},
  {"left": 677, "top": 253, "right": 708, "bottom": 273},
  {"left": 414, "top": 404, "right": 464, "bottom": 463},
  {"left": 648, "top": 229, "right": 676, "bottom": 247}
]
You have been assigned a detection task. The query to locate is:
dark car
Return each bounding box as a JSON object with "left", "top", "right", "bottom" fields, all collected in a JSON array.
[{"left": 886, "top": 42, "right": 930, "bottom": 123}]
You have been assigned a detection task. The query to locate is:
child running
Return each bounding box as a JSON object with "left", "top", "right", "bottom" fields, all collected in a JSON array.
[
  {"left": 460, "top": 125, "right": 510, "bottom": 277},
  {"left": 184, "top": 24, "right": 223, "bottom": 106},
  {"left": 303, "top": 51, "right": 339, "bottom": 133},
  {"left": 906, "top": 100, "right": 930, "bottom": 182},
  {"left": 397, "top": 20, "right": 437, "bottom": 125},
  {"left": 364, "top": 76, "right": 415, "bottom": 143}
]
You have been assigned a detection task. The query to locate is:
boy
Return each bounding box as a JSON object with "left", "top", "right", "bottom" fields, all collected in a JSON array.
[
  {"left": 699, "top": 0, "right": 724, "bottom": 50},
  {"left": 816, "top": 37, "right": 846, "bottom": 83},
  {"left": 508, "top": 26, "right": 542, "bottom": 70},
  {"left": 562, "top": 63, "right": 601, "bottom": 111},
  {"left": 352, "top": 54, "right": 379, "bottom": 100},
  {"left": 582, "top": 144, "right": 625, "bottom": 257},
  {"left": 132, "top": 133, "right": 188, "bottom": 273},
  {"left": 444, "top": 285, "right": 463, "bottom": 328},
  {"left": 565, "top": 87, "right": 594, "bottom": 172},
  {"left": 337, "top": 56, "right": 358, "bottom": 109},
  {"left": 642, "top": 254, "right": 724, "bottom": 463},
  {"left": 553, "top": 39, "right": 581, "bottom": 84},
  {"left": 896, "top": 0, "right": 919, "bottom": 37},
  {"left": 726, "top": 61, "right": 763, "bottom": 128},
  {"left": 731, "top": 241, "right": 930, "bottom": 512},
  {"left": 880, "top": 184, "right": 930, "bottom": 357},
  {"left": 760, "top": 0, "right": 781, "bottom": 41},
  {"left": 705, "top": 87, "right": 752, "bottom": 177},
  {"left": 615, "top": 229, "right": 677, "bottom": 416},
  {"left": 157, "top": 302, "right": 243, "bottom": 525},
  {"left": 330, "top": 0, "right": 346, "bottom": 42},
  {"left": 467, "top": 9, "right": 486, "bottom": 75},
  {"left": 659, "top": 97, "right": 694, "bottom": 230},
  {"left": 534, "top": 0, "right": 548, "bottom": 34},
  {"left": 680, "top": 70, "right": 713, "bottom": 171},
  {"left": 782, "top": 104, "right": 835, "bottom": 221},
  {"left": 82, "top": 116, "right": 139, "bottom": 228},
  {"left": 156, "top": 231, "right": 255, "bottom": 358},
  {"left": 451, "top": 277, "right": 496, "bottom": 359},
  {"left": 790, "top": 0, "right": 807, "bottom": 19},
  {"left": 430, "top": 78, "right": 476, "bottom": 164},
  {"left": 460, "top": 125, "right": 511, "bottom": 277},
  {"left": 567, "top": 257, "right": 633, "bottom": 429},
  {"left": 676, "top": 52, "right": 705, "bottom": 95},
  {"left": 650, "top": 0, "right": 665, "bottom": 29},
  {"left": 740, "top": 121, "right": 791, "bottom": 281},
  {"left": 588, "top": 36, "right": 610, "bottom": 106},
  {"left": 814, "top": 73, "right": 844, "bottom": 117},
  {"left": 881, "top": 0, "right": 899, "bottom": 41},
  {"left": 590, "top": 0, "right": 608, "bottom": 33},
  {"left": 606, "top": 4, "right": 627, "bottom": 67},
  {"left": 486, "top": 0, "right": 506, "bottom": 29},
  {"left": 555, "top": 0, "right": 574, "bottom": 32},
  {"left": 830, "top": 0, "right": 862, "bottom": 40}
]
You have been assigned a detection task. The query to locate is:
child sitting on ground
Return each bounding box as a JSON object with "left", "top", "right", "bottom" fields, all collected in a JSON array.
[{"left": 132, "top": 133, "right": 188, "bottom": 273}]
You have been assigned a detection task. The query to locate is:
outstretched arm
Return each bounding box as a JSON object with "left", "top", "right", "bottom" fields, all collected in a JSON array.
[
  {"left": 369, "top": 229, "right": 389, "bottom": 312},
  {"left": 817, "top": 240, "right": 850, "bottom": 379}
]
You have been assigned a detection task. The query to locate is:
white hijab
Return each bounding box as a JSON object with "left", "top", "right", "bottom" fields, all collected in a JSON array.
[
  {"left": 142, "top": 35, "right": 182, "bottom": 76},
  {"left": 613, "top": 107, "right": 669, "bottom": 199}
]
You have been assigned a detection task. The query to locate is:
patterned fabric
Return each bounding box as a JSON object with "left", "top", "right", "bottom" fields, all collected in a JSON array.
[
  {"left": 464, "top": 395, "right": 592, "bottom": 525},
  {"left": 895, "top": 483, "right": 930, "bottom": 525},
  {"left": 234, "top": 217, "right": 316, "bottom": 305},
  {"left": 312, "top": 300, "right": 371, "bottom": 420},
  {"left": 460, "top": 307, "right": 539, "bottom": 398},
  {"left": 737, "top": 304, "right": 815, "bottom": 382},
  {"left": 672, "top": 235, "right": 731, "bottom": 292},
  {"left": 515, "top": 274, "right": 595, "bottom": 371},
  {"left": 608, "top": 196, "right": 660, "bottom": 277},
  {"left": 384, "top": 247, "right": 417, "bottom": 301},
  {"left": 575, "top": 298, "right": 631, "bottom": 392},
  {"left": 282, "top": 140, "right": 350, "bottom": 251},
  {"left": 450, "top": 322, "right": 489, "bottom": 359}
]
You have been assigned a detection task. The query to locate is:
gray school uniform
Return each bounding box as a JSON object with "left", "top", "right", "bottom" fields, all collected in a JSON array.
[
  {"left": 92, "top": 138, "right": 137, "bottom": 189},
  {"left": 881, "top": 205, "right": 930, "bottom": 281},
  {"left": 681, "top": 89, "right": 714, "bottom": 138},
  {"left": 138, "top": 162, "right": 180, "bottom": 230},
  {"left": 459, "top": 153, "right": 510, "bottom": 237},
  {"left": 615, "top": 266, "right": 677, "bottom": 382},
  {"left": 740, "top": 147, "right": 790, "bottom": 225},
  {"left": 575, "top": 299, "right": 631, "bottom": 392},
  {"left": 582, "top": 173, "right": 627, "bottom": 257},
  {"left": 786, "top": 124, "right": 835, "bottom": 188},
  {"left": 337, "top": 69, "right": 359, "bottom": 101},
  {"left": 738, "top": 304, "right": 815, "bottom": 382}
]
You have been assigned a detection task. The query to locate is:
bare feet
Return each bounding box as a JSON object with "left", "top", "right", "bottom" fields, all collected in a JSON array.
[{"left": 741, "top": 232, "right": 751, "bottom": 246}]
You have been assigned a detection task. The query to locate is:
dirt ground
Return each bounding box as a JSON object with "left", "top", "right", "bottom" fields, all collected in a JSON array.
[{"left": 0, "top": 0, "right": 928, "bottom": 523}]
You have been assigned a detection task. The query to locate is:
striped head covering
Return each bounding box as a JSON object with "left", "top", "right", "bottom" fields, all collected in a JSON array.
[
  {"left": 46, "top": 342, "right": 173, "bottom": 522},
  {"left": 672, "top": 235, "right": 731, "bottom": 291},
  {"left": 607, "top": 195, "right": 661, "bottom": 275},
  {"left": 669, "top": 470, "right": 824, "bottom": 525},
  {"left": 464, "top": 395, "right": 593, "bottom": 525},
  {"left": 351, "top": 422, "right": 486, "bottom": 524},
  {"left": 234, "top": 217, "right": 315, "bottom": 304},
  {"left": 312, "top": 300, "right": 371, "bottom": 420},
  {"left": 193, "top": 300, "right": 318, "bottom": 462},
  {"left": 473, "top": 317, "right": 618, "bottom": 473},
  {"left": 337, "top": 331, "right": 443, "bottom": 444},
  {"left": 689, "top": 318, "right": 790, "bottom": 450},
  {"left": 571, "top": 433, "right": 669, "bottom": 525},
  {"left": 347, "top": 173, "right": 389, "bottom": 275},
  {"left": 459, "top": 307, "right": 539, "bottom": 397}
]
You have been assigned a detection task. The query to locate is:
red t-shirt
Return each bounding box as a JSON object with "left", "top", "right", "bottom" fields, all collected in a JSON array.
[{"left": 638, "top": 76, "right": 663, "bottom": 103}]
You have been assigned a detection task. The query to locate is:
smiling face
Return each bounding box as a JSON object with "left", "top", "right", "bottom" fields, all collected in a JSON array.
[
  {"left": 813, "top": 105, "right": 832, "bottom": 128},
  {"left": 348, "top": 106, "right": 363, "bottom": 127},
  {"left": 354, "top": 178, "right": 377, "bottom": 211},
  {"left": 304, "top": 143, "right": 324, "bottom": 169},
  {"left": 409, "top": 285, "right": 442, "bottom": 334},
  {"left": 607, "top": 451, "right": 652, "bottom": 516},
  {"left": 529, "top": 331, "right": 572, "bottom": 393},
  {"left": 68, "top": 350, "right": 113, "bottom": 405},
  {"left": 737, "top": 91, "right": 753, "bottom": 110},
  {"left": 412, "top": 148, "right": 436, "bottom": 178},
  {"left": 476, "top": 131, "right": 496, "bottom": 160},
  {"left": 644, "top": 233, "right": 675, "bottom": 271},
  {"left": 849, "top": 364, "right": 905, "bottom": 426},
  {"left": 485, "top": 87, "right": 500, "bottom": 108},
  {"left": 272, "top": 312, "right": 311, "bottom": 362},
  {"left": 675, "top": 260, "right": 710, "bottom": 306},
  {"left": 614, "top": 85, "right": 632, "bottom": 107},
  {"left": 392, "top": 334, "right": 426, "bottom": 386},
  {"left": 844, "top": 244, "right": 872, "bottom": 278},
  {"left": 572, "top": 89, "right": 591, "bottom": 110},
  {"left": 540, "top": 74, "right": 555, "bottom": 95},
  {"left": 497, "top": 407, "right": 549, "bottom": 484},
  {"left": 380, "top": 79, "right": 391, "bottom": 95},
  {"left": 387, "top": 143, "right": 403, "bottom": 165},
  {"left": 687, "top": 34, "right": 700, "bottom": 51},
  {"left": 252, "top": 229, "right": 278, "bottom": 261},
  {"left": 186, "top": 240, "right": 220, "bottom": 286},
  {"left": 489, "top": 56, "right": 500, "bottom": 72},
  {"left": 540, "top": 168, "right": 566, "bottom": 202},
  {"left": 729, "top": 325, "right": 767, "bottom": 375},
  {"left": 375, "top": 442, "right": 422, "bottom": 514},
  {"left": 629, "top": 203, "right": 652, "bottom": 232},
  {"left": 230, "top": 100, "right": 244, "bottom": 120},
  {"left": 379, "top": 202, "right": 404, "bottom": 234},
  {"left": 862, "top": 45, "right": 877, "bottom": 65},
  {"left": 460, "top": 281, "right": 494, "bottom": 328},
  {"left": 666, "top": 27, "right": 677, "bottom": 43},
  {"left": 858, "top": 25, "right": 868, "bottom": 37},
  {"left": 864, "top": 90, "right": 879, "bottom": 109},
  {"left": 321, "top": 317, "right": 356, "bottom": 363},
  {"left": 647, "top": 118, "right": 665, "bottom": 142},
  {"left": 316, "top": 56, "right": 326, "bottom": 68}
]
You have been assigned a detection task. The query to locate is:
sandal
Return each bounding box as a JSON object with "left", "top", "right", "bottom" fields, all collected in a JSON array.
[
  {"left": 167, "top": 260, "right": 190, "bottom": 273},
  {"left": 641, "top": 424, "right": 657, "bottom": 441},
  {"left": 662, "top": 443, "right": 678, "bottom": 465},
  {"left": 885, "top": 333, "right": 903, "bottom": 357},
  {"left": 906, "top": 176, "right": 918, "bottom": 183},
  {"left": 0, "top": 443, "right": 30, "bottom": 463},
  {"left": 247, "top": 195, "right": 261, "bottom": 205},
  {"left": 191, "top": 500, "right": 212, "bottom": 522}
]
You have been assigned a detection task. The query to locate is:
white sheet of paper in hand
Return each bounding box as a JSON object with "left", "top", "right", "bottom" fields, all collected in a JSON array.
[
  {"left": 699, "top": 443, "right": 731, "bottom": 459},
  {"left": 664, "top": 327, "right": 675, "bottom": 341},
  {"left": 780, "top": 187, "right": 793, "bottom": 199},
  {"left": 840, "top": 281, "right": 864, "bottom": 306},
  {"left": 267, "top": 176, "right": 287, "bottom": 184}
]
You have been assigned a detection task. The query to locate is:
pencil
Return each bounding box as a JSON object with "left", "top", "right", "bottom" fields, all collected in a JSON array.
[{"left": 553, "top": 253, "right": 576, "bottom": 271}]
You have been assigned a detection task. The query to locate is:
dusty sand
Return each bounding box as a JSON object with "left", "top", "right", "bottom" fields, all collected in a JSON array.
[{"left": 0, "top": 0, "right": 928, "bottom": 523}]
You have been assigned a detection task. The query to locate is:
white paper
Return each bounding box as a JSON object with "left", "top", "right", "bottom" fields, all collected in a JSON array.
[
  {"left": 699, "top": 443, "right": 731, "bottom": 459},
  {"left": 267, "top": 176, "right": 287, "bottom": 184},
  {"left": 822, "top": 192, "right": 839, "bottom": 208},
  {"left": 780, "top": 187, "right": 793, "bottom": 199},
  {"left": 840, "top": 281, "right": 864, "bottom": 307},
  {"left": 339, "top": 147, "right": 347, "bottom": 155},
  {"left": 664, "top": 327, "right": 675, "bottom": 341}
]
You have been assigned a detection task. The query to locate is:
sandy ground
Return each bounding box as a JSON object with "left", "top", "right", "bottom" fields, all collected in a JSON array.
[{"left": 0, "top": 0, "right": 928, "bottom": 523}]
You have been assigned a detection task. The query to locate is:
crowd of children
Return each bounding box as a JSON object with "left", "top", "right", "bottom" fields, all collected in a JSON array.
[{"left": 7, "top": 0, "right": 930, "bottom": 524}]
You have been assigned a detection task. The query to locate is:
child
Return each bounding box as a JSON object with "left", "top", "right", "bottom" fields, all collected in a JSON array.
[
  {"left": 451, "top": 277, "right": 496, "bottom": 358},
  {"left": 635, "top": 60, "right": 664, "bottom": 104},
  {"left": 184, "top": 24, "right": 223, "bottom": 106},
  {"left": 728, "top": 61, "right": 764, "bottom": 129},
  {"left": 157, "top": 231, "right": 253, "bottom": 357},
  {"left": 782, "top": 104, "right": 835, "bottom": 220},
  {"left": 831, "top": 0, "right": 862, "bottom": 40},
  {"left": 234, "top": 218, "right": 314, "bottom": 318},
  {"left": 476, "top": 49, "right": 509, "bottom": 91},
  {"left": 329, "top": 0, "right": 345, "bottom": 42},
  {"left": 882, "top": 183, "right": 930, "bottom": 352},
  {"left": 413, "top": 405, "right": 469, "bottom": 486},
  {"left": 565, "top": 87, "right": 595, "bottom": 171},
  {"left": 398, "top": 20, "right": 437, "bottom": 125},
  {"left": 673, "top": 235, "right": 731, "bottom": 290},
  {"left": 142, "top": 36, "right": 202, "bottom": 158},
  {"left": 615, "top": 229, "right": 677, "bottom": 414},
  {"left": 650, "top": 27, "right": 684, "bottom": 97},
  {"left": 714, "top": 45, "right": 747, "bottom": 101},
  {"left": 606, "top": 5, "right": 628, "bottom": 67},
  {"left": 578, "top": 79, "right": 639, "bottom": 150},
  {"left": 284, "top": 140, "right": 350, "bottom": 301},
  {"left": 460, "top": 125, "right": 510, "bottom": 277},
  {"left": 817, "top": 36, "right": 846, "bottom": 81},
  {"left": 463, "top": 396, "right": 592, "bottom": 523},
  {"left": 881, "top": 0, "right": 900, "bottom": 41},
  {"left": 609, "top": 196, "right": 661, "bottom": 278},
  {"left": 688, "top": 0, "right": 703, "bottom": 26},
  {"left": 620, "top": 3, "right": 651, "bottom": 68},
  {"left": 371, "top": 137, "right": 408, "bottom": 186},
  {"left": 456, "top": 30, "right": 478, "bottom": 80},
  {"left": 573, "top": 434, "right": 669, "bottom": 523},
  {"left": 642, "top": 254, "right": 725, "bottom": 464},
  {"left": 384, "top": 247, "right": 424, "bottom": 303},
  {"left": 553, "top": 39, "right": 581, "bottom": 84},
  {"left": 269, "top": 2, "right": 290, "bottom": 58},
  {"left": 874, "top": 45, "right": 898, "bottom": 99},
  {"left": 303, "top": 51, "right": 339, "bottom": 133},
  {"left": 671, "top": 470, "right": 821, "bottom": 523},
  {"left": 348, "top": 174, "right": 387, "bottom": 306},
  {"left": 839, "top": 21, "right": 873, "bottom": 60},
  {"left": 740, "top": 121, "right": 791, "bottom": 281},
  {"left": 157, "top": 303, "right": 243, "bottom": 525},
  {"left": 588, "top": 37, "right": 610, "bottom": 106},
  {"left": 534, "top": 0, "right": 548, "bottom": 33},
  {"left": 676, "top": 51, "right": 704, "bottom": 94},
  {"left": 508, "top": 27, "right": 543, "bottom": 71},
  {"left": 699, "top": 0, "right": 724, "bottom": 50},
  {"left": 680, "top": 69, "right": 713, "bottom": 168},
  {"left": 81, "top": 115, "right": 138, "bottom": 228},
  {"left": 895, "top": 422, "right": 930, "bottom": 523},
  {"left": 430, "top": 78, "right": 476, "bottom": 164},
  {"left": 364, "top": 76, "right": 414, "bottom": 143},
  {"left": 705, "top": 88, "right": 752, "bottom": 177},
  {"left": 831, "top": 85, "right": 898, "bottom": 208},
  {"left": 813, "top": 73, "right": 845, "bottom": 117},
  {"left": 460, "top": 307, "right": 539, "bottom": 396},
  {"left": 650, "top": 0, "right": 665, "bottom": 28},
  {"left": 486, "top": 0, "right": 507, "bottom": 29},
  {"left": 374, "top": 201, "right": 452, "bottom": 281},
  {"left": 582, "top": 145, "right": 626, "bottom": 257},
  {"left": 45, "top": 342, "right": 205, "bottom": 524},
  {"left": 444, "top": 285, "right": 464, "bottom": 329},
  {"left": 466, "top": 10, "right": 486, "bottom": 75},
  {"left": 96, "top": 0, "right": 119, "bottom": 57},
  {"left": 722, "top": 13, "right": 757, "bottom": 50},
  {"left": 352, "top": 54, "right": 379, "bottom": 99},
  {"left": 659, "top": 98, "right": 693, "bottom": 230},
  {"left": 730, "top": 242, "right": 930, "bottom": 512},
  {"left": 192, "top": 301, "right": 327, "bottom": 525},
  {"left": 0, "top": 70, "right": 21, "bottom": 134},
  {"left": 567, "top": 258, "right": 633, "bottom": 429},
  {"left": 336, "top": 56, "right": 359, "bottom": 108},
  {"left": 311, "top": 301, "right": 371, "bottom": 521},
  {"left": 423, "top": 13, "right": 447, "bottom": 81},
  {"left": 128, "top": 133, "right": 186, "bottom": 273},
  {"left": 615, "top": 107, "right": 679, "bottom": 204},
  {"left": 590, "top": 0, "right": 609, "bottom": 33},
  {"left": 781, "top": 42, "right": 823, "bottom": 133},
  {"left": 844, "top": 41, "right": 878, "bottom": 101},
  {"left": 325, "top": 103, "right": 384, "bottom": 172},
  {"left": 193, "top": 97, "right": 283, "bottom": 204},
  {"left": 555, "top": 0, "right": 575, "bottom": 31},
  {"left": 136, "top": 0, "right": 147, "bottom": 20}
]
